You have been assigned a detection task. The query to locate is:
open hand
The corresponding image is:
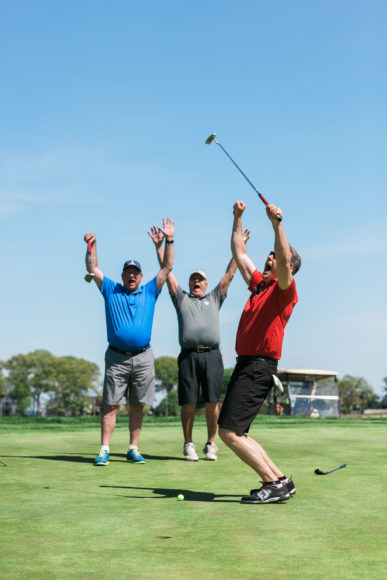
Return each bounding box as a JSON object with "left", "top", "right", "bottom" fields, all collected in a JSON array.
[
  {"left": 158, "top": 217, "right": 175, "bottom": 241},
  {"left": 147, "top": 226, "right": 164, "bottom": 247}
]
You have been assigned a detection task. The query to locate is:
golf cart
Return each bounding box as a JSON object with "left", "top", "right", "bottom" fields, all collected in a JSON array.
[{"left": 267, "top": 369, "right": 340, "bottom": 418}]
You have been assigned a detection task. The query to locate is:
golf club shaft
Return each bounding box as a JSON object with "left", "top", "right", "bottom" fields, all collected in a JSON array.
[
  {"left": 325, "top": 464, "right": 346, "bottom": 474},
  {"left": 216, "top": 142, "right": 281, "bottom": 222}
]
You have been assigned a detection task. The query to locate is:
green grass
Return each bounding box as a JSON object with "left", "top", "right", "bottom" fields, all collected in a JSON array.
[{"left": 1, "top": 417, "right": 386, "bottom": 579}]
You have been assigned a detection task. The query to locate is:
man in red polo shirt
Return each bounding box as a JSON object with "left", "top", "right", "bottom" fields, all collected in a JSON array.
[{"left": 218, "top": 200, "right": 301, "bottom": 504}]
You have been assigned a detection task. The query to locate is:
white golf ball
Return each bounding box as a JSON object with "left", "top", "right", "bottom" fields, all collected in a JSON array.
[{"left": 177, "top": 494, "right": 184, "bottom": 501}]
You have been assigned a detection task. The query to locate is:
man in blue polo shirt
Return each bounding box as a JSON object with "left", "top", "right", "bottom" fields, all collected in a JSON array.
[{"left": 84, "top": 217, "right": 175, "bottom": 466}]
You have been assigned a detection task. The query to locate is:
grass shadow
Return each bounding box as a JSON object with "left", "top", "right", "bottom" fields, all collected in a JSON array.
[{"left": 99, "top": 485, "right": 288, "bottom": 505}]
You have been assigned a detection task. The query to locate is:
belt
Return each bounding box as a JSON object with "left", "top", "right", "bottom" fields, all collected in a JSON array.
[
  {"left": 237, "top": 355, "right": 277, "bottom": 363},
  {"left": 183, "top": 345, "right": 219, "bottom": 353},
  {"left": 109, "top": 344, "right": 150, "bottom": 357}
]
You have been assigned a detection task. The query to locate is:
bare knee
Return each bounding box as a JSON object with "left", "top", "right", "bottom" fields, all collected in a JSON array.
[
  {"left": 102, "top": 404, "right": 119, "bottom": 416},
  {"left": 219, "top": 427, "right": 240, "bottom": 445}
]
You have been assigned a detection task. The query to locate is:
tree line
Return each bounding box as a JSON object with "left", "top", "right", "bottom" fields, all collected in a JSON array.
[
  {"left": 1, "top": 351, "right": 386, "bottom": 417},
  {"left": 0, "top": 350, "right": 100, "bottom": 416}
]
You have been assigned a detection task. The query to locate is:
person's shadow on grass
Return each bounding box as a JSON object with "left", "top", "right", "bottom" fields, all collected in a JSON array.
[
  {"left": 0, "top": 452, "right": 186, "bottom": 464},
  {"left": 100, "top": 484, "right": 241, "bottom": 502}
]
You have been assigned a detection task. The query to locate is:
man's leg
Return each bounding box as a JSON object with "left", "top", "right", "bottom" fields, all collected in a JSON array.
[
  {"left": 181, "top": 403, "right": 196, "bottom": 443},
  {"left": 204, "top": 402, "right": 219, "bottom": 443},
  {"left": 218, "top": 427, "right": 283, "bottom": 481},
  {"left": 101, "top": 404, "right": 119, "bottom": 445},
  {"left": 129, "top": 404, "right": 144, "bottom": 447}
]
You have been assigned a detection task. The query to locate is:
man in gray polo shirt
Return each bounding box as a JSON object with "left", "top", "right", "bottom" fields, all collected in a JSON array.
[{"left": 149, "top": 227, "right": 249, "bottom": 461}]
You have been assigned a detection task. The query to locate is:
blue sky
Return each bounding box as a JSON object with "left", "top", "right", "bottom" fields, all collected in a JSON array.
[{"left": 0, "top": 0, "right": 386, "bottom": 395}]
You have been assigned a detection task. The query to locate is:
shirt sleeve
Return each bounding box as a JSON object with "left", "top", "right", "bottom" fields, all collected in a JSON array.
[
  {"left": 100, "top": 276, "right": 116, "bottom": 297},
  {"left": 145, "top": 276, "right": 162, "bottom": 299},
  {"left": 209, "top": 284, "right": 226, "bottom": 309},
  {"left": 248, "top": 270, "right": 263, "bottom": 293},
  {"left": 276, "top": 278, "right": 298, "bottom": 307},
  {"left": 170, "top": 285, "right": 184, "bottom": 308}
]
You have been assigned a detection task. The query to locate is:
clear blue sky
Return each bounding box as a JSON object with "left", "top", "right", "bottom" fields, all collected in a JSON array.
[{"left": 1, "top": 1, "right": 386, "bottom": 395}]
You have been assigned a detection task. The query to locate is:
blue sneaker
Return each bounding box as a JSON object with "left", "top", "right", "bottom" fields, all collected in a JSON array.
[
  {"left": 93, "top": 450, "right": 109, "bottom": 466},
  {"left": 127, "top": 448, "right": 146, "bottom": 464}
]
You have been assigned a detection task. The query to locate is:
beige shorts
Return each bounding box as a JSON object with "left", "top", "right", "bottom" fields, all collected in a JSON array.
[{"left": 102, "top": 346, "right": 155, "bottom": 406}]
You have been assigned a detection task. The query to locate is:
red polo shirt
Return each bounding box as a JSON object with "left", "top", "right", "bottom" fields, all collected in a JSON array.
[{"left": 235, "top": 269, "right": 298, "bottom": 359}]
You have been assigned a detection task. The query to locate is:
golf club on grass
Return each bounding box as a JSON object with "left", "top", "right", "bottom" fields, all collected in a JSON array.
[
  {"left": 84, "top": 241, "right": 95, "bottom": 283},
  {"left": 205, "top": 133, "right": 281, "bottom": 222},
  {"left": 314, "top": 463, "right": 346, "bottom": 476}
]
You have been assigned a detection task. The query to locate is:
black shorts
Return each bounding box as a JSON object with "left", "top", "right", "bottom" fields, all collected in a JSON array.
[
  {"left": 178, "top": 348, "right": 224, "bottom": 405},
  {"left": 218, "top": 356, "right": 277, "bottom": 433}
]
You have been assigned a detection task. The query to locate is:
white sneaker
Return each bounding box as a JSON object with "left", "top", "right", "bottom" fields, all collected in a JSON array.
[
  {"left": 183, "top": 442, "right": 199, "bottom": 461},
  {"left": 203, "top": 442, "right": 218, "bottom": 461}
]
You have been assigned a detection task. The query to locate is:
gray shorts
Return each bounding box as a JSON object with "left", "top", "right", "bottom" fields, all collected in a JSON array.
[{"left": 102, "top": 346, "right": 155, "bottom": 407}]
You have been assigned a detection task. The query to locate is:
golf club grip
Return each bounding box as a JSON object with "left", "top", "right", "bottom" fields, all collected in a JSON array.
[
  {"left": 87, "top": 241, "right": 92, "bottom": 253},
  {"left": 258, "top": 193, "right": 282, "bottom": 222}
]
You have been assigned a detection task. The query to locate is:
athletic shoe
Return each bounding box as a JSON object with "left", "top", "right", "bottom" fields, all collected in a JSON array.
[
  {"left": 203, "top": 442, "right": 218, "bottom": 461},
  {"left": 183, "top": 442, "right": 199, "bottom": 461},
  {"left": 126, "top": 448, "right": 146, "bottom": 464},
  {"left": 284, "top": 477, "right": 296, "bottom": 496},
  {"left": 241, "top": 482, "right": 290, "bottom": 504},
  {"left": 93, "top": 450, "right": 109, "bottom": 466},
  {"left": 250, "top": 477, "right": 296, "bottom": 497}
]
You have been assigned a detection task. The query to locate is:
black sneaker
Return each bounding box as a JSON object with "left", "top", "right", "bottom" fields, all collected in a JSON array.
[
  {"left": 284, "top": 477, "right": 296, "bottom": 496},
  {"left": 250, "top": 477, "right": 296, "bottom": 497},
  {"left": 242, "top": 482, "right": 290, "bottom": 504}
]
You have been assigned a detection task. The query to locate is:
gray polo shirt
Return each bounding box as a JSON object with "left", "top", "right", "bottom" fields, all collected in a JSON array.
[{"left": 170, "top": 284, "right": 226, "bottom": 348}]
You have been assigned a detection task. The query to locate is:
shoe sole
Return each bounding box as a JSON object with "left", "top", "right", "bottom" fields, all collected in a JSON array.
[
  {"left": 93, "top": 462, "right": 109, "bottom": 466},
  {"left": 184, "top": 457, "right": 199, "bottom": 461},
  {"left": 205, "top": 456, "right": 217, "bottom": 461},
  {"left": 241, "top": 494, "right": 290, "bottom": 504},
  {"left": 127, "top": 459, "right": 146, "bottom": 464}
]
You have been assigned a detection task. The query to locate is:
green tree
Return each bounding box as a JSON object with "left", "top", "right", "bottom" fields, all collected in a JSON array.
[
  {"left": 46, "top": 356, "right": 100, "bottom": 416},
  {"left": 338, "top": 375, "right": 378, "bottom": 414},
  {"left": 221, "top": 367, "right": 234, "bottom": 398},
  {"left": 381, "top": 376, "right": 387, "bottom": 408},
  {"left": 9, "top": 350, "right": 57, "bottom": 414},
  {"left": 4, "top": 351, "right": 53, "bottom": 415},
  {"left": 154, "top": 356, "right": 178, "bottom": 392},
  {"left": 154, "top": 356, "right": 178, "bottom": 417},
  {"left": 155, "top": 389, "right": 179, "bottom": 417},
  {"left": 0, "top": 361, "right": 7, "bottom": 397}
]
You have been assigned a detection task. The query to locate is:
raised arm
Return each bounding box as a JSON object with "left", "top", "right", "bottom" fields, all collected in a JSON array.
[
  {"left": 231, "top": 201, "right": 257, "bottom": 286},
  {"left": 84, "top": 233, "right": 104, "bottom": 289},
  {"left": 219, "top": 229, "right": 250, "bottom": 296},
  {"left": 148, "top": 225, "right": 178, "bottom": 294},
  {"left": 266, "top": 203, "right": 293, "bottom": 291},
  {"left": 155, "top": 217, "right": 175, "bottom": 291}
]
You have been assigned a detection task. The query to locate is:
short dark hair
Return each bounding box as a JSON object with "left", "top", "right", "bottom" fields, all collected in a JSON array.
[{"left": 290, "top": 245, "right": 301, "bottom": 275}]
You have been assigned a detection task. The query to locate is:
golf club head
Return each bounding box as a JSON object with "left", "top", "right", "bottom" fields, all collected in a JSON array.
[
  {"left": 314, "top": 468, "right": 325, "bottom": 475},
  {"left": 84, "top": 273, "right": 94, "bottom": 283},
  {"left": 205, "top": 133, "right": 217, "bottom": 145}
]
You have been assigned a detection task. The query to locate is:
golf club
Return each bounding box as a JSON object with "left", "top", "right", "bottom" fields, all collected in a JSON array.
[
  {"left": 314, "top": 463, "right": 346, "bottom": 476},
  {"left": 205, "top": 133, "right": 281, "bottom": 222},
  {"left": 84, "top": 241, "right": 95, "bottom": 283}
]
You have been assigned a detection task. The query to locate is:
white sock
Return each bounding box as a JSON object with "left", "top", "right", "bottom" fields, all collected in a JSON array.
[
  {"left": 100, "top": 445, "right": 109, "bottom": 453},
  {"left": 129, "top": 445, "right": 138, "bottom": 451}
]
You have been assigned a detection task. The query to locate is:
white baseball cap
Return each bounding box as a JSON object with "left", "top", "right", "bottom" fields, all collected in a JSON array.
[{"left": 189, "top": 270, "right": 207, "bottom": 280}]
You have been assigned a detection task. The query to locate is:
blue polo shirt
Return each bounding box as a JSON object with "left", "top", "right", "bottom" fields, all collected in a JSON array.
[{"left": 100, "top": 276, "right": 161, "bottom": 350}]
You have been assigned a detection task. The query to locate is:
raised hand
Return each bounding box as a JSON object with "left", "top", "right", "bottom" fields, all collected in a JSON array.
[
  {"left": 266, "top": 203, "right": 283, "bottom": 224},
  {"left": 243, "top": 228, "right": 251, "bottom": 243},
  {"left": 84, "top": 233, "right": 96, "bottom": 247},
  {"left": 233, "top": 200, "right": 246, "bottom": 217},
  {"left": 158, "top": 217, "right": 175, "bottom": 241},
  {"left": 147, "top": 225, "right": 164, "bottom": 247}
]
